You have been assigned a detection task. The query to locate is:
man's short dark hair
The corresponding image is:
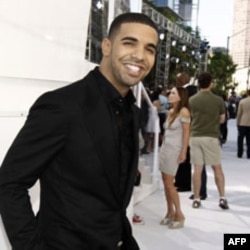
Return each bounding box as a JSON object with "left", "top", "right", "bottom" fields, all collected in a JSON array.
[
  {"left": 198, "top": 72, "right": 212, "bottom": 89},
  {"left": 186, "top": 85, "right": 198, "bottom": 97},
  {"left": 175, "top": 72, "right": 190, "bottom": 87},
  {"left": 108, "top": 12, "right": 159, "bottom": 40}
]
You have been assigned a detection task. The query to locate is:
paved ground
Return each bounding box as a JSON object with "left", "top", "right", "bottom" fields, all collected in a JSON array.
[{"left": 133, "top": 119, "right": 250, "bottom": 250}]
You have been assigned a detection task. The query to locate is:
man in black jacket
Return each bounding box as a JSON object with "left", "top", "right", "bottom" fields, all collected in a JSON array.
[{"left": 0, "top": 13, "right": 159, "bottom": 250}]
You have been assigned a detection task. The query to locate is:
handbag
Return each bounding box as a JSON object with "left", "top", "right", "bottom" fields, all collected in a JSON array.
[{"left": 134, "top": 170, "right": 141, "bottom": 186}]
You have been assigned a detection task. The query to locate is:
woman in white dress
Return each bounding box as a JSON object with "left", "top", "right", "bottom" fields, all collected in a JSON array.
[
  {"left": 144, "top": 90, "right": 161, "bottom": 153},
  {"left": 159, "top": 86, "right": 191, "bottom": 229}
]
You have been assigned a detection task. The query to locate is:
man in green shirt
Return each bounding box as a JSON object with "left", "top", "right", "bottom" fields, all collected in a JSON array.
[{"left": 189, "top": 72, "right": 229, "bottom": 209}]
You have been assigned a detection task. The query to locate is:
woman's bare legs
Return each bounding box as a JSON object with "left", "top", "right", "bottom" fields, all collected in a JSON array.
[{"left": 162, "top": 172, "right": 185, "bottom": 221}]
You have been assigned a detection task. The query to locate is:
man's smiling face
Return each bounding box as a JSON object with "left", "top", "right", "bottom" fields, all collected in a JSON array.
[{"left": 100, "top": 22, "right": 158, "bottom": 96}]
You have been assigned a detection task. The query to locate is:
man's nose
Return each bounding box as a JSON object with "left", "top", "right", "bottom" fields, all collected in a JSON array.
[{"left": 131, "top": 46, "right": 146, "bottom": 60}]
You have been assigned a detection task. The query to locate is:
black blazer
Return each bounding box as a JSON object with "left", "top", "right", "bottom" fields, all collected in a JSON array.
[{"left": 0, "top": 69, "right": 140, "bottom": 250}]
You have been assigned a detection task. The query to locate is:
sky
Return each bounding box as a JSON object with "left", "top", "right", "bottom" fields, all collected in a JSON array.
[{"left": 197, "top": 0, "right": 234, "bottom": 48}]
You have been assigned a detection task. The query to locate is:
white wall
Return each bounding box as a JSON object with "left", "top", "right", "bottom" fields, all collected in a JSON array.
[
  {"left": 0, "top": 77, "right": 71, "bottom": 160},
  {"left": 0, "top": 0, "right": 95, "bottom": 249},
  {"left": 0, "top": 0, "right": 94, "bottom": 81},
  {"left": 0, "top": 0, "right": 95, "bottom": 162}
]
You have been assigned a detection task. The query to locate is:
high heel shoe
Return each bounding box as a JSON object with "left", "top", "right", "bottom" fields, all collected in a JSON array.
[
  {"left": 168, "top": 219, "right": 185, "bottom": 229},
  {"left": 160, "top": 217, "right": 173, "bottom": 226}
]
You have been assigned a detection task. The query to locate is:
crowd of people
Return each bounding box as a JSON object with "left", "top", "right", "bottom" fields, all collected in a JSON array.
[
  {"left": 0, "top": 11, "right": 249, "bottom": 250},
  {"left": 138, "top": 71, "right": 250, "bottom": 231},
  {"left": 153, "top": 72, "right": 229, "bottom": 229}
]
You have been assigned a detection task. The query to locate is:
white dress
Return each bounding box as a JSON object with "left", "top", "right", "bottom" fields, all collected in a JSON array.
[
  {"left": 159, "top": 116, "right": 190, "bottom": 176},
  {"left": 145, "top": 106, "right": 160, "bottom": 133}
]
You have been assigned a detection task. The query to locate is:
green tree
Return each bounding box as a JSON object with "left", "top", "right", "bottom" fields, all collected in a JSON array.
[{"left": 207, "top": 51, "right": 237, "bottom": 95}]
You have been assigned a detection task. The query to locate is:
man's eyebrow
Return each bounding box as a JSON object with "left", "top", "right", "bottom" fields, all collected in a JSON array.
[
  {"left": 121, "top": 36, "right": 138, "bottom": 42},
  {"left": 148, "top": 43, "right": 158, "bottom": 52},
  {"left": 121, "top": 36, "right": 157, "bottom": 51}
]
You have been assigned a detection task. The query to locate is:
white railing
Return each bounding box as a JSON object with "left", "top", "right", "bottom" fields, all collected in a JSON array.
[{"left": 134, "top": 82, "right": 160, "bottom": 180}]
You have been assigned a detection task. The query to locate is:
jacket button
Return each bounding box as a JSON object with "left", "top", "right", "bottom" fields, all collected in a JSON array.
[{"left": 117, "top": 241, "right": 123, "bottom": 247}]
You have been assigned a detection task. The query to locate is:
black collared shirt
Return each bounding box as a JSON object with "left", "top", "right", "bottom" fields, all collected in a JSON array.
[{"left": 93, "top": 67, "right": 136, "bottom": 198}]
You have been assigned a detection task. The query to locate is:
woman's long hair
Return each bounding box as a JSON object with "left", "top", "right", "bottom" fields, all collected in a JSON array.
[{"left": 168, "top": 87, "right": 189, "bottom": 128}]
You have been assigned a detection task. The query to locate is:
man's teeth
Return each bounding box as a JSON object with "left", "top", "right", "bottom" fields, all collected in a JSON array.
[{"left": 127, "top": 65, "right": 140, "bottom": 72}]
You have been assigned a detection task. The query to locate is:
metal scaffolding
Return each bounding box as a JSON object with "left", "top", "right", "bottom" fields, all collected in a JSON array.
[{"left": 142, "top": 2, "right": 200, "bottom": 86}]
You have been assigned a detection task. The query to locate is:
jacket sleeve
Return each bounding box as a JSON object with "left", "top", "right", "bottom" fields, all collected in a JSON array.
[{"left": 0, "top": 92, "right": 68, "bottom": 249}]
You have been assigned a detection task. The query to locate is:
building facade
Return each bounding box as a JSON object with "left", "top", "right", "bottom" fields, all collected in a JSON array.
[
  {"left": 145, "top": 0, "right": 200, "bottom": 85},
  {"left": 230, "top": 0, "right": 250, "bottom": 91},
  {"left": 149, "top": 0, "right": 195, "bottom": 25}
]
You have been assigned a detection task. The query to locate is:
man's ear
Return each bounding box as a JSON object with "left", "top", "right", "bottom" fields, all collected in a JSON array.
[{"left": 102, "top": 38, "right": 111, "bottom": 56}]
